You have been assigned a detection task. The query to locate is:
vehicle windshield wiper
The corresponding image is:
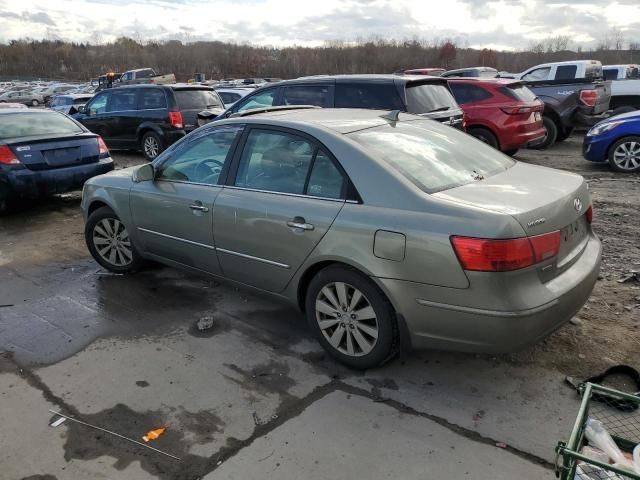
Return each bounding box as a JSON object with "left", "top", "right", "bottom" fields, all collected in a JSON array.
[{"left": 426, "top": 106, "right": 450, "bottom": 113}]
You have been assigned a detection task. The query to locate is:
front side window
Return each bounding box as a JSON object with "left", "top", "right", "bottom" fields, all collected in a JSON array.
[
  {"left": 234, "top": 129, "right": 316, "bottom": 194},
  {"left": 108, "top": 90, "right": 137, "bottom": 112},
  {"left": 522, "top": 67, "right": 551, "bottom": 82},
  {"left": 87, "top": 93, "right": 108, "bottom": 115},
  {"left": 335, "top": 83, "right": 404, "bottom": 110},
  {"left": 349, "top": 120, "right": 513, "bottom": 194},
  {"left": 282, "top": 86, "right": 331, "bottom": 107},
  {"left": 157, "top": 126, "right": 241, "bottom": 185},
  {"left": 236, "top": 90, "right": 278, "bottom": 113}
]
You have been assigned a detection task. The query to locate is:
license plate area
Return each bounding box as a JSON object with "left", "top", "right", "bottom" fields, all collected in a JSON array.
[{"left": 44, "top": 147, "right": 81, "bottom": 166}]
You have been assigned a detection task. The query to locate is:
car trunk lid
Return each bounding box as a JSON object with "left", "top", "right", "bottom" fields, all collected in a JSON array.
[
  {"left": 434, "top": 162, "right": 591, "bottom": 272},
  {"left": 173, "top": 89, "right": 225, "bottom": 132},
  {"left": 9, "top": 133, "right": 100, "bottom": 171}
]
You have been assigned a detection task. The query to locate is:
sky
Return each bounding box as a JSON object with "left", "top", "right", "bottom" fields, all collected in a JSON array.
[{"left": 0, "top": 0, "right": 639, "bottom": 51}]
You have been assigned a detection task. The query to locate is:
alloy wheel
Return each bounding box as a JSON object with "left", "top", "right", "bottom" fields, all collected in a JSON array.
[
  {"left": 144, "top": 136, "right": 159, "bottom": 159},
  {"left": 92, "top": 218, "right": 133, "bottom": 267},
  {"left": 613, "top": 141, "right": 640, "bottom": 171},
  {"left": 315, "top": 282, "right": 379, "bottom": 357}
]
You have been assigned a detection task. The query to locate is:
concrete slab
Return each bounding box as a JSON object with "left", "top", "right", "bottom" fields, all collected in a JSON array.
[{"left": 207, "top": 390, "right": 553, "bottom": 480}]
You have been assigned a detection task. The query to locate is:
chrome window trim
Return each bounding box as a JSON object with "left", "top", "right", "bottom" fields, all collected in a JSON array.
[
  {"left": 216, "top": 248, "right": 290, "bottom": 269},
  {"left": 223, "top": 185, "right": 346, "bottom": 203}
]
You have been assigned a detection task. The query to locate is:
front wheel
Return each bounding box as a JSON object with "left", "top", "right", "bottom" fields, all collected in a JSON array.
[
  {"left": 141, "top": 131, "right": 164, "bottom": 161},
  {"left": 85, "top": 207, "right": 143, "bottom": 273},
  {"left": 608, "top": 136, "right": 640, "bottom": 173},
  {"left": 31, "top": 99, "right": 39, "bottom": 107},
  {"left": 305, "top": 266, "right": 398, "bottom": 369}
]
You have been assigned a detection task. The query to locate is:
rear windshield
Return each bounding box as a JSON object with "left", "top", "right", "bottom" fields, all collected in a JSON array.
[
  {"left": 405, "top": 83, "right": 459, "bottom": 114},
  {"left": 349, "top": 121, "right": 513, "bottom": 193},
  {"left": 498, "top": 85, "right": 538, "bottom": 102},
  {"left": 0, "top": 112, "right": 83, "bottom": 140},
  {"left": 174, "top": 89, "right": 223, "bottom": 110}
]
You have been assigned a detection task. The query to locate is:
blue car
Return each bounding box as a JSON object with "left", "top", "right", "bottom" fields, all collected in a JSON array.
[
  {"left": 583, "top": 110, "right": 640, "bottom": 173},
  {"left": 0, "top": 109, "right": 114, "bottom": 213}
]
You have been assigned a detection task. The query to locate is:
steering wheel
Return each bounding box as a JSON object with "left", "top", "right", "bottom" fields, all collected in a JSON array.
[{"left": 195, "top": 159, "right": 224, "bottom": 184}]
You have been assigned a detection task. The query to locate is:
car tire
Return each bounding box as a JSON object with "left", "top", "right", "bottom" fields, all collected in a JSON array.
[
  {"left": 556, "top": 127, "right": 574, "bottom": 143},
  {"left": 503, "top": 149, "right": 518, "bottom": 157},
  {"left": 141, "top": 131, "right": 163, "bottom": 161},
  {"left": 607, "top": 136, "right": 640, "bottom": 173},
  {"left": 468, "top": 127, "right": 499, "bottom": 149},
  {"left": 530, "top": 116, "right": 558, "bottom": 150},
  {"left": 305, "top": 265, "right": 398, "bottom": 369},
  {"left": 31, "top": 99, "right": 39, "bottom": 107},
  {"left": 85, "top": 206, "right": 143, "bottom": 273}
]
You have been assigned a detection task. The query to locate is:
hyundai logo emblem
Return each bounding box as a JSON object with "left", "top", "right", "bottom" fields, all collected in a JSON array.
[{"left": 573, "top": 198, "right": 582, "bottom": 211}]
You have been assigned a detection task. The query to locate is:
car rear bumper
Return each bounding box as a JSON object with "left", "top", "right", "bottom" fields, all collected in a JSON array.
[
  {"left": 376, "top": 232, "right": 601, "bottom": 353},
  {"left": 0, "top": 157, "right": 114, "bottom": 200},
  {"left": 500, "top": 126, "right": 546, "bottom": 151},
  {"left": 574, "top": 110, "right": 610, "bottom": 128}
]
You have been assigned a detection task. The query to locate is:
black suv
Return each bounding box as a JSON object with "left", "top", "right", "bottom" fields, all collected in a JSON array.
[
  {"left": 216, "top": 75, "right": 464, "bottom": 129},
  {"left": 72, "top": 84, "right": 225, "bottom": 160}
]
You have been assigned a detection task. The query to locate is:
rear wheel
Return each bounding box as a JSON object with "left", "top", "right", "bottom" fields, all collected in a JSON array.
[
  {"left": 556, "top": 127, "right": 574, "bottom": 143},
  {"left": 608, "top": 136, "right": 640, "bottom": 173},
  {"left": 85, "top": 206, "right": 143, "bottom": 273},
  {"left": 31, "top": 99, "right": 39, "bottom": 107},
  {"left": 141, "top": 131, "right": 163, "bottom": 161},
  {"left": 530, "top": 115, "right": 558, "bottom": 150},
  {"left": 467, "top": 127, "right": 499, "bottom": 149},
  {"left": 305, "top": 265, "right": 397, "bottom": 369},
  {"left": 503, "top": 149, "right": 518, "bottom": 157}
]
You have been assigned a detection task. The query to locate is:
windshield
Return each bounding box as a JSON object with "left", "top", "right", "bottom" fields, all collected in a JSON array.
[
  {"left": 349, "top": 120, "right": 513, "bottom": 193},
  {"left": 405, "top": 83, "right": 459, "bottom": 114},
  {"left": 174, "top": 89, "right": 223, "bottom": 109},
  {"left": 0, "top": 112, "right": 83, "bottom": 140}
]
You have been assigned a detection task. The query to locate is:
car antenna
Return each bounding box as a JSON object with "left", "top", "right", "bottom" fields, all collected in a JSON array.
[{"left": 380, "top": 110, "right": 401, "bottom": 123}]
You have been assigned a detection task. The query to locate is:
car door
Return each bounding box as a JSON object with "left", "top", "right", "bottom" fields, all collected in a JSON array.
[
  {"left": 130, "top": 125, "right": 243, "bottom": 274},
  {"left": 78, "top": 91, "right": 111, "bottom": 140},
  {"left": 213, "top": 126, "right": 347, "bottom": 292},
  {"left": 106, "top": 88, "right": 139, "bottom": 148}
]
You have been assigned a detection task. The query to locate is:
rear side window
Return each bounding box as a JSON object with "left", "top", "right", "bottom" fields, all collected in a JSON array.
[
  {"left": 555, "top": 65, "right": 577, "bottom": 81},
  {"left": 282, "top": 86, "right": 331, "bottom": 107},
  {"left": 497, "top": 85, "right": 537, "bottom": 102},
  {"left": 405, "top": 83, "right": 459, "bottom": 113},
  {"left": 335, "top": 83, "right": 404, "bottom": 110},
  {"left": 603, "top": 69, "right": 619, "bottom": 81},
  {"left": 138, "top": 89, "right": 167, "bottom": 109},
  {"left": 174, "top": 90, "right": 223, "bottom": 110},
  {"left": 349, "top": 121, "right": 513, "bottom": 194},
  {"left": 137, "top": 69, "right": 155, "bottom": 79},
  {"left": 449, "top": 84, "right": 492, "bottom": 104},
  {"left": 108, "top": 90, "right": 137, "bottom": 112},
  {"left": 0, "top": 112, "right": 83, "bottom": 140},
  {"left": 307, "top": 151, "right": 344, "bottom": 199}
]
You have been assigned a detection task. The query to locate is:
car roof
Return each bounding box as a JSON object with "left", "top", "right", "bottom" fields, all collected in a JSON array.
[
  {"left": 0, "top": 108, "right": 59, "bottom": 114},
  {"left": 525, "top": 60, "right": 602, "bottom": 69},
  {"left": 291, "top": 73, "right": 444, "bottom": 84},
  {"left": 448, "top": 77, "right": 520, "bottom": 85},
  {"left": 220, "top": 108, "right": 423, "bottom": 134}
]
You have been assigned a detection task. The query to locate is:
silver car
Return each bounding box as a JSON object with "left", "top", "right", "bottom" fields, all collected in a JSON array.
[{"left": 81, "top": 108, "right": 601, "bottom": 369}]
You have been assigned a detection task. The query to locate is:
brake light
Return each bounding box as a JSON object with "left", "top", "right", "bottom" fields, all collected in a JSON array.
[
  {"left": 0, "top": 145, "right": 20, "bottom": 165},
  {"left": 500, "top": 106, "right": 534, "bottom": 115},
  {"left": 451, "top": 231, "right": 561, "bottom": 272},
  {"left": 586, "top": 205, "right": 593, "bottom": 224},
  {"left": 97, "top": 136, "right": 109, "bottom": 155},
  {"left": 169, "top": 111, "right": 183, "bottom": 129},
  {"left": 579, "top": 90, "right": 598, "bottom": 107}
]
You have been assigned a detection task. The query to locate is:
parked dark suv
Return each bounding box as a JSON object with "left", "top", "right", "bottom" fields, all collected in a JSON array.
[
  {"left": 72, "top": 84, "right": 225, "bottom": 160},
  {"left": 215, "top": 75, "right": 464, "bottom": 129}
]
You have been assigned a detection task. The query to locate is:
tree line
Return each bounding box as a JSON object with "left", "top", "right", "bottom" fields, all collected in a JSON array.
[{"left": 0, "top": 35, "right": 638, "bottom": 82}]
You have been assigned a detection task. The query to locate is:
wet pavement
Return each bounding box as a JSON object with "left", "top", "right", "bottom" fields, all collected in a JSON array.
[{"left": 1, "top": 143, "right": 637, "bottom": 479}]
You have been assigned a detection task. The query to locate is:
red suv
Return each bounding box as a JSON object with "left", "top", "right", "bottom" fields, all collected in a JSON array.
[{"left": 448, "top": 79, "right": 545, "bottom": 155}]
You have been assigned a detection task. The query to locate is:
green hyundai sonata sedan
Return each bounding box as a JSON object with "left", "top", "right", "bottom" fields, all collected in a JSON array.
[{"left": 81, "top": 108, "right": 601, "bottom": 369}]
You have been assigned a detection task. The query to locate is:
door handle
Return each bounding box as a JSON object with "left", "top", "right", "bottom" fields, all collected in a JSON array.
[
  {"left": 287, "top": 217, "right": 314, "bottom": 231},
  {"left": 189, "top": 202, "right": 209, "bottom": 213}
]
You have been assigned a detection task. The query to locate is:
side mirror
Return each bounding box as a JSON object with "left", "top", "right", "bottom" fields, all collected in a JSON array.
[
  {"left": 132, "top": 163, "right": 155, "bottom": 183},
  {"left": 77, "top": 105, "right": 87, "bottom": 114}
]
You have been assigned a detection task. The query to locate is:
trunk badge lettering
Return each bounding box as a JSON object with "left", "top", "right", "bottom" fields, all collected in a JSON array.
[
  {"left": 16, "top": 146, "right": 30, "bottom": 151},
  {"left": 527, "top": 218, "right": 546, "bottom": 228},
  {"left": 573, "top": 198, "right": 582, "bottom": 211}
]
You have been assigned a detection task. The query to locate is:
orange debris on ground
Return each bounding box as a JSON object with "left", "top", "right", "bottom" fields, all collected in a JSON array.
[{"left": 142, "top": 427, "right": 166, "bottom": 442}]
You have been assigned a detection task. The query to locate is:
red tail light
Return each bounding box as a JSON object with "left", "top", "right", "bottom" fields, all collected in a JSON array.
[
  {"left": 0, "top": 145, "right": 20, "bottom": 165},
  {"left": 169, "top": 111, "right": 184, "bottom": 129},
  {"left": 97, "top": 136, "right": 109, "bottom": 155},
  {"left": 500, "top": 106, "right": 534, "bottom": 115},
  {"left": 579, "top": 90, "right": 598, "bottom": 107},
  {"left": 451, "top": 231, "right": 561, "bottom": 272},
  {"left": 586, "top": 205, "right": 593, "bottom": 224}
]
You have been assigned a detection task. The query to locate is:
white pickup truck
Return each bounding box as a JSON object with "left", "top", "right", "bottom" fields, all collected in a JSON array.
[
  {"left": 603, "top": 64, "right": 640, "bottom": 113},
  {"left": 117, "top": 68, "right": 176, "bottom": 86}
]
